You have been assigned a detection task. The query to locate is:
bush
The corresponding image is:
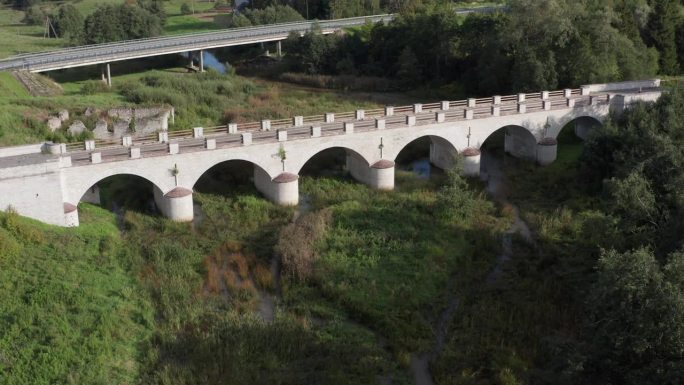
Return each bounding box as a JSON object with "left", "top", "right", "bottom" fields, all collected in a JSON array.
[
  {"left": 180, "top": 2, "right": 192, "bottom": 15},
  {"left": 80, "top": 80, "right": 110, "bottom": 95},
  {"left": 22, "top": 5, "right": 45, "bottom": 25},
  {"left": 276, "top": 209, "right": 332, "bottom": 281}
]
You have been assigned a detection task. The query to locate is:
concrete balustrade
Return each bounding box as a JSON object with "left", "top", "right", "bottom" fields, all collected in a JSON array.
[
  {"left": 356, "top": 110, "right": 365, "bottom": 120},
  {"left": 441, "top": 101, "right": 450, "bottom": 110},
  {"left": 492, "top": 105, "right": 501, "bottom": 116},
  {"left": 311, "top": 126, "right": 321, "bottom": 137},
  {"left": 242, "top": 132, "right": 252, "bottom": 145},
  {"left": 581, "top": 86, "right": 590, "bottom": 96},
  {"left": 413, "top": 103, "right": 422, "bottom": 113},
  {"left": 375, "top": 119, "right": 386, "bottom": 129},
  {"left": 91, "top": 152, "right": 101, "bottom": 164},
  {"left": 344, "top": 122, "right": 354, "bottom": 134},
  {"left": 436, "top": 112, "right": 445, "bottom": 123},
  {"left": 85, "top": 140, "right": 95, "bottom": 151},
  {"left": 467, "top": 98, "right": 476, "bottom": 107},
  {"left": 564, "top": 89, "right": 572, "bottom": 98},
  {"left": 205, "top": 138, "right": 216, "bottom": 150},
  {"left": 158, "top": 132, "right": 169, "bottom": 143},
  {"left": 493, "top": 95, "right": 501, "bottom": 104},
  {"left": 542, "top": 91, "right": 550, "bottom": 100},
  {"left": 518, "top": 103, "right": 526, "bottom": 113},
  {"left": 228, "top": 123, "right": 238, "bottom": 133},
  {"left": 169, "top": 142, "right": 179, "bottom": 155},
  {"left": 293, "top": 116, "right": 304, "bottom": 126},
  {"left": 261, "top": 120, "right": 271, "bottom": 131},
  {"left": 193, "top": 127, "right": 204, "bottom": 138},
  {"left": 406, "top": 115, "right": 416, "bottom": 126},
  {"left": 518, "top": 93, "right": 526, "bottom": 102},
  {"left": 122, "top": 136, "right": 132, "bottom": 147},
  {"left": 567, "top": 98, "right": 575, "bottom": 107},
  {"left": 385, "top": 106, "right": 394, "bottom": 116},
  {"left": 465, "top": 109, "right": 474, "bottom": 120},
  {"left": 325, "top": 113, "right": 335, "bottom": 123},
  {"left": 130, "top": 147, "right": 140, "bottom": 159},
  {"left": 277, "top": 130, "right": 288, "bottom": 141},
  {"left": 543, "top": 100, "right": 552, "bottom": 111}
]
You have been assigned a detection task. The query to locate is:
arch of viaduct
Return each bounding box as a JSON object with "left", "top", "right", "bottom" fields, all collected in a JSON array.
[{"left": 0, "top": 80, "right": 662, "bottom": 227}]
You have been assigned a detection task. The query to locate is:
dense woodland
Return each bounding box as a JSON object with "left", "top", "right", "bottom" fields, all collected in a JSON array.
[{"left": 1, "top": 0, "right": 684, "bottom": 384}]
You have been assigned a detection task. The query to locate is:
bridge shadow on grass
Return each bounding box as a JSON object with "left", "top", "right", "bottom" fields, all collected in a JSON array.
[{"left": 48, "top": 55, "right": 187, "bottom": 84}]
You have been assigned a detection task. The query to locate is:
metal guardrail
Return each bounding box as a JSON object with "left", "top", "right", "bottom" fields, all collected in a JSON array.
[
  {"left": 0, "top": 14, "right": 393, "bottom": 72},
  {"left": 61, "top": 88, "right": 614, "bottom": 165}
]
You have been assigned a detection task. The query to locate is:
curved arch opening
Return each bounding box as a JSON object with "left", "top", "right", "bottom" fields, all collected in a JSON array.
[
  {"left": 479, "top": 125, "right": 537, "bottom": 177},
  {"left": 193, "top": 159, "right": 263, "bottom": 197},
  {"left": 299, "top": 147, "right": 367, "bottom": 178},
  {"left": 395, "top": 135, "right": 455, "bottom": 178},
  {"left": 552, "top": 116, "right": 603, "bottom": 165},
  {"left": 80, "top": 174, "right": 157, "bottom": 215},
  {"left": 564, "top": 116, "right": 603, "bottom": 142}
]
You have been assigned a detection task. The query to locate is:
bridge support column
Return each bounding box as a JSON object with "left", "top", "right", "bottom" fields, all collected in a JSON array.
[
  {"left": 574, "top": 119, "right": 593, "bottom": 141},
  {"left": 199, "top": 50, "right": 204, "bottom": 72},
  {"left": 429, "top": 137, "right": 456, "bottom": 170},
  {"left": 369, "top": 160, "right": 395, "bottom": 190},
  {"left": 64, "top": 203, "right": 79, "bottom": 227},
  {"left": 461, "top": 148, "right": 481, "bottom": 177},
  {"left": 536, "top": 138, "right": 558, "bottom": 166},
  {"left": 346, "top": 154, "right": 395, "bottom": 190},
  {"left": 154, "top": 186, "right": 194, "bottom": 222},
  {"left": 106, "top": 63, "right": 111, "bottom": 87},
  {"left": 254, "top": 168, "right": 299, "bottom": 206},
  {"left": 277, "top": 41, "right": 282, "bottom": 57},
  {"left": 80, "top": 185, "right": 101, "bottom": 205}
]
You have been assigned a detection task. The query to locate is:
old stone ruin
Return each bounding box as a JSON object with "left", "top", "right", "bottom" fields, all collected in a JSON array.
[{"left": 46, "top": 106, "right": 175, "bottom": 139}]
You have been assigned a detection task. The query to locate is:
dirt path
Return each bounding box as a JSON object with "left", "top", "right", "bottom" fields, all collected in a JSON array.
[{"left": 409, "top": 150, "right": 534, "bottom": 385}]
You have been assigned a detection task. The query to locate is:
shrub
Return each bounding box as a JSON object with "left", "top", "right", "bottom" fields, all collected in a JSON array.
[
  {"left": 276, "top": 209, "right": 332, "bottom": 281},
  {"left": 22, "top": 5, "right": 45, "bottom": 25},
  {"left": 180, "top": 2, "right": 192, "bottom": 15},
  {"left": 80, "top": 80, "right": 109, "bottom": 95}
]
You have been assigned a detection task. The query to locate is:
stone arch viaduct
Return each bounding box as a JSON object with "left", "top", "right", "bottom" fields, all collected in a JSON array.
[{"left": 0, "top": 80, "right": 662, "bottom": 227}]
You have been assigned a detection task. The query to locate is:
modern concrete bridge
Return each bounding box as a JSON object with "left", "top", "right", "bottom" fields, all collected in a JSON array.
[
  {"left": 0, "top": 15, "right": 393, "bottom": 74},
  {"left": 0, "top": 80, "right": 662, "bottom": 227}
]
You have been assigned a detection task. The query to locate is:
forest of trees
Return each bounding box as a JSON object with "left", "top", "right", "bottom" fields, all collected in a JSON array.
[
  {"left": 281, "top": 0, "right": 684, "bottom": 95},
  {"left": 11, "top": 0, "right": 167, "bottom": 44}
]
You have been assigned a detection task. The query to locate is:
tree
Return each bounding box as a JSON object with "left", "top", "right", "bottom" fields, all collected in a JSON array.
[
  {"left": 138, "top": 0, "right": 166, "bottom": 24},
  {"left": 645, "top": 0, "right": 681, "bottom": 74},
  {"left": 582, "top": 248, "right": 684, "bottom": 384},
  {"left": 180, "top": 3, "right": 192, "bottom": 15},
  {"left": 396, "top": 46, "right": 420, "bottom": 86},
  {"left": 83, "top": 4, "right": 161, "bottom": 44},
  {"left": 22, "top": 5, "right": 44, "bottom": 25},
  {"left": 53, "top": 4, "right": 83, "bottom": 43}
]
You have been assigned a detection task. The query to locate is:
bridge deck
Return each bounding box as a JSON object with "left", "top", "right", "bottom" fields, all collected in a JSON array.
[
  {"left": 0, "top": 15, "right": 393, "bottom": 72},
  {"left": 0, "top": 82, "right": 661, "bottom": 170}
]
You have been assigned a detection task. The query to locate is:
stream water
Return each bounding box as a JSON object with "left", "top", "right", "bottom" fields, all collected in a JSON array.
[
  {"left": 180, "top": 51, "right": 229, "bottom": 73},
  {"left": 409, "top": 149, "right": 533, "bottom": 385}
]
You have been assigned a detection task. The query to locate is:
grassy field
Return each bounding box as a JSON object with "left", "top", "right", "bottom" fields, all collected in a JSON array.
[
  {"left": 0, "top": 205, "right": 153, "bottom": 384},
  {"left": 0, "top": 0, "right": 225, "bottom": 59},
  {"left": 0, "top": 62, "right": 413, "bottom": 146}
]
